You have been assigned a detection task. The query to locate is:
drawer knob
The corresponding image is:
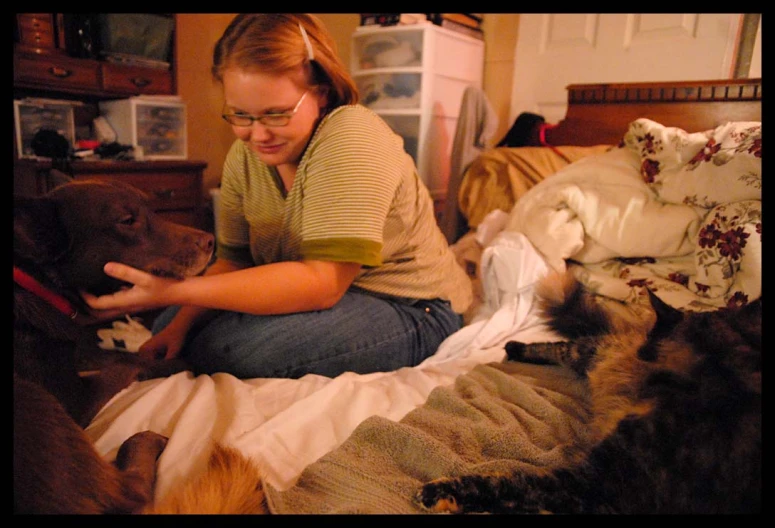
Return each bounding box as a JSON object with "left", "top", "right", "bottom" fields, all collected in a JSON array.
[
  {"left": 48, "top": 66, "right": 72, "bottom": 78},
  {"left": 131, "top": 77, "right": 152, "bottom": 88},
  {"left": 154, "top": 189, "right": 176, "bottom": 200}
]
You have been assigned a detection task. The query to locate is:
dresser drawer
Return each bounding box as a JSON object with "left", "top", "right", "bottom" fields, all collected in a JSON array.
[
  {"left": 101, "top": 62, "right": 173, "bottom": 95},
  {"left": 16, "top": 14, "right": 56, "bottom": 50},
  {"left": 78, "top": 172, "right": 198, "bottom": 211},
  {"left": 14, "top": 53, "right": 100, "bottom": 91}
]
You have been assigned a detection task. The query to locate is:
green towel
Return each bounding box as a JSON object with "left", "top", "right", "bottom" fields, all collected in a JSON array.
[{"left": 265, "top": 361, "right": 592, "bottom": 514}]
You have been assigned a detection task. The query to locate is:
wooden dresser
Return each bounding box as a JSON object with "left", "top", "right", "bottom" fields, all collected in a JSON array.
[
  {"left": 13, "top": 14, "right": 209, "bottom": 231},
  {"left": 13, "top": 13, "right": 175, "bottom": 97}
]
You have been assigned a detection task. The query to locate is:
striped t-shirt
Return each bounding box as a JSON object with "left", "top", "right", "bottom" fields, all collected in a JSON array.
[{"left": 216, "top": 104, "right": 473, "bottom": 313}]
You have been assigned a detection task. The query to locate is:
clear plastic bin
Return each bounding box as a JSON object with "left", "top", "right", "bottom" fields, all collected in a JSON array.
[
  {"left": 353, "top": 29, "right": 424, "bottom": 70},
  {"left": 100, "top": 97, "right": 187, "bottom": 159},
  {"left": 356, "top": 73, "right": 422, "bottom": 110},
  {"left": 14, "top": 100, "right": 76, "bottom": 159}
]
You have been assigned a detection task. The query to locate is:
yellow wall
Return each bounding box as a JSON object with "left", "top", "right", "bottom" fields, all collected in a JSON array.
[
  {"left": 176, "top": 13, "right": 518, "bottom": 195},
  {"left": 481, "top": 14, "right": 520, "bottom": 145},
  {"left": 175, "top": 13, "right": 237, "bottom": 193}
]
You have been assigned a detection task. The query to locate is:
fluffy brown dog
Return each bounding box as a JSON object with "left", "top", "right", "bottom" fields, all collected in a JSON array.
[{"left": 14, "top": 179, "right": 214, "bottom": 514}]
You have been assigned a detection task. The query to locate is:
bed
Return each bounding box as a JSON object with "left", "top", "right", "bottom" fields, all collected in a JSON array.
[{"left": 85, "top": 78, "right": 761, "bottom": 513}]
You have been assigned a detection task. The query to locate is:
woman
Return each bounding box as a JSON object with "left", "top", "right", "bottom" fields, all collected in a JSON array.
[{"left": 84, "top": 14, "right": 472, "bottom": 379}]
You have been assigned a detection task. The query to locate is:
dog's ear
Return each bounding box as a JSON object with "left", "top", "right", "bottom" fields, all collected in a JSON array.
[{"left": 14, "top": 196, "right": 70, "bottom": 265}]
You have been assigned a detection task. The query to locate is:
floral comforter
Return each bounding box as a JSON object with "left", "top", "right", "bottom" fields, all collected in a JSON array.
[{"left": 504, "top": 118, "right": 761, "bottom": 311}]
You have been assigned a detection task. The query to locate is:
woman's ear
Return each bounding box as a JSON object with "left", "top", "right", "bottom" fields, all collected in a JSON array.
[{"left": 316, "top": 85, "right": 331, "bottom": 110}]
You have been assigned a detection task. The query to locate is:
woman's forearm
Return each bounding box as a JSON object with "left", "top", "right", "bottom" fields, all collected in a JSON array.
[
  {"left": 167, "top": 260, "right": 361, "bottom": 315},
  {"left": 164, "top": 258, "right": 247, "bottom": 331}
]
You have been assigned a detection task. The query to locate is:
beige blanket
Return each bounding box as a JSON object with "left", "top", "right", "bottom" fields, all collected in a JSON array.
[
  {"left": 265, "top": 361, "right": 592, "bottom": 514},
  {"left": 459, "top": 145, "right": 611, "bottom": 230}
]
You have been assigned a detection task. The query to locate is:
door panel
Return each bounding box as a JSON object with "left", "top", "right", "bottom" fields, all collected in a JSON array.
[{"left": 510, "top": 13, "right": 744, "bottom": 124}]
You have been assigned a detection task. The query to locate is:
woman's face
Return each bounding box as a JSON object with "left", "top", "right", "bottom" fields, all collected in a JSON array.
[{"left": 222, "top": 69, "right": 325, "bottom": 168}]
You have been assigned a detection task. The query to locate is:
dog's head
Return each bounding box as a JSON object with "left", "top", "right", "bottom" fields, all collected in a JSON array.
[{"left": 14, "top": 179, "right": 214, "bottom": 297}]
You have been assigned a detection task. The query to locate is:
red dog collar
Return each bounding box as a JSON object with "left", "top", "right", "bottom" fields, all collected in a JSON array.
[
  {"left": 13, "top": 266, "right": 78, "bottom": 319},
  {"left": 537, "top": 122, "right": 572, "bottom": 164}
]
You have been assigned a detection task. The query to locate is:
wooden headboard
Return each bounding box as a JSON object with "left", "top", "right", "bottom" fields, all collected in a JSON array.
[
  {"left": 443, "top": 78, "right": 762, "bottom": 243},
  {"left": 545, "top": 78, "right": 761, "bottom": 146}
]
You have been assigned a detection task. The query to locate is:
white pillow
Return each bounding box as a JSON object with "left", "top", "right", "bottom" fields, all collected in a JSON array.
[{"left": 623, "top": 119, "right": 762, "bottom": 207}]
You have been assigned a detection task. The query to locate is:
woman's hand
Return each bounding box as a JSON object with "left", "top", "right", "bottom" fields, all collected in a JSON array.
[
  {"left": 82, "top": 262, "right": 180, "bottom": 314},
  {"left": 138, "top": 323, "right": 188, "bottom": 361}
]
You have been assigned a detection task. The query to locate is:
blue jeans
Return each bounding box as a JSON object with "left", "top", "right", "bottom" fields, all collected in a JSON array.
[{"left": 151, "top": 290, "right": 462, "bottom": 379}]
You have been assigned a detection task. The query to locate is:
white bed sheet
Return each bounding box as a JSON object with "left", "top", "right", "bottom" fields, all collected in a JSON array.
[{"left": 85, "top": 230, "right": 556, "bottom": 501}]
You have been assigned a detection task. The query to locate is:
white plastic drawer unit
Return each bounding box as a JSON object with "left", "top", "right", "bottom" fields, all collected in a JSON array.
[
  {"left": 99, "top": 97, "right": 187, "bottom": 159},
  {"left": 354, "top": 29, "right": 424, "bottom": 111},
  {"left": 351, "top": 24, "right": 485, "bottom": 200}
]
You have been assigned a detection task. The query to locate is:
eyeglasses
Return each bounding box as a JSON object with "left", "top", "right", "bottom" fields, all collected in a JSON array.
[{"left": 222, "top": 91, "right": 309, "bottom": 127}]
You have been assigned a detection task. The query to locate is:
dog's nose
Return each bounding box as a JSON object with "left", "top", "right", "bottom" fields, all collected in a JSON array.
[{"left": 199, "top": 232, "right": 215, "bottom": 252}]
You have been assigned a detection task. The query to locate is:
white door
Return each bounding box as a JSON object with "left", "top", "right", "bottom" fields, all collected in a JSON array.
[{"left": 509, "top": 14, "right": 746, "bottom": 124}]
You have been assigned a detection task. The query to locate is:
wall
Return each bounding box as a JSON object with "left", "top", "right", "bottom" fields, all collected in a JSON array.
[
  {"left": 316, "top": 13, "right": 361, "bottom": 70},
  {"left": 481, "top": 14, "right": 520, "bottom": 146},
  {"left": 175, "top": 13, "right": 236, "bottom": 193}
]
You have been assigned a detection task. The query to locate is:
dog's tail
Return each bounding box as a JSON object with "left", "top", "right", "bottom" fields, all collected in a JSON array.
[
  {"left": 144, "top": 443, "right": 268, "bottom": 514},
  {"left": 537, "top": 271, "right": 652, "bottom": 339}
]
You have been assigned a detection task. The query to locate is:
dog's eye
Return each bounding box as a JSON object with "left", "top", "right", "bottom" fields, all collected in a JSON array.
[{"left": 118, "top": 214, "right": 136, "bottom": 226}]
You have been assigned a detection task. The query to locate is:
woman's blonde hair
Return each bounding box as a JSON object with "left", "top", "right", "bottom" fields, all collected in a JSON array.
[{"left": 212, "top": 14, "right": 359, "bottom": 109}]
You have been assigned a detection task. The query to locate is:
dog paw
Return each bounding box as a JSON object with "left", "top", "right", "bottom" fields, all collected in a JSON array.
[
  {"left": 415, "top": 479, "right": 464, "bottom": 513},
  {"left": 115, "top": 430, "right": 169, "bottom": 470},
  {"left": 116, "top": 431, "right": 169, "bottom": 479}
]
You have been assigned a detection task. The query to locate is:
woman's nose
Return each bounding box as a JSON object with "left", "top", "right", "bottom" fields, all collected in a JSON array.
[{"left": 248, "top": 121, "right": 273, "bottom": 141}]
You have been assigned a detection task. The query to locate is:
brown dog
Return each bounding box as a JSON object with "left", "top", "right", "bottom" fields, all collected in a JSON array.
[{"left": 13, "top": 178, "right": 214, "bottom": 514}]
